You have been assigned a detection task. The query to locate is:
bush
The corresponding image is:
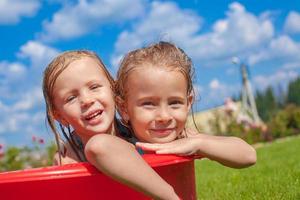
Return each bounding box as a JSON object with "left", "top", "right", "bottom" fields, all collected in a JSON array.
[
  {"left": 268, "top": 104, "right": 300, "bottom": 138},
  {"left": 0, "top": 142, "right": 56, "bottom": 172},
  {"left": 208, "top": 110, "right": 266, "bottom": 144}
]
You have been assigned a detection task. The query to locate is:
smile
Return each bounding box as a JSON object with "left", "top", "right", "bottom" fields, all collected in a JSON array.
[
  {"left": 149, "top": 128, "right": 175, "bottom": 137},
  {"left": 84, "top": 110, "right": 103, "bottom": 121}
]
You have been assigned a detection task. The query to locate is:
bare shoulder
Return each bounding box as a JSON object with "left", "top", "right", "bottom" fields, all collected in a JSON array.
[
  {"left": 185, "top": 128, "right": 204, "bottom": 138},
  {"left": 53, "top": 141, "right": 80, "bottom": 165}
]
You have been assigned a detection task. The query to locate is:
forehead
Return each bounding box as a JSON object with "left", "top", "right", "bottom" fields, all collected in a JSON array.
[
  {"left": 128, "top": 64, "right": 185, "bottom": 81},
  {"left": 53, "top": 57, "right": 108, "bottom": 89},
  {"left": 63, "top": 57, "right": 104, "bottom": 76},
  {"left": 126, "top": 66, "right": 187, "bottom": 94}
]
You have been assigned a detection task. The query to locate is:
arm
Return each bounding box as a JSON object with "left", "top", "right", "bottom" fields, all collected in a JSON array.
[
  {"left": 136, "top": 130, "right": 256, "bottom": 169},
  {"left": 84, "top": 134, "right": 179, "bottom": 200},
  {"left": 53, "top": 142, "right": 80, "bottom": 165}
]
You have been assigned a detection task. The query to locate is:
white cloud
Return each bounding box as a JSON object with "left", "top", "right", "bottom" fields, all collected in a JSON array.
[
  {"left": 282, "top": 62, "right": 300, "bottom": 70},
  {"left": 254, "top": 69, "right": 299, "bottom": 90},
  {"left": 209, "top": 79, "right": 221, "bottom": 89},
  {"left": 0, "top": 61, "right": 26, "bottom": 80},
  {"left": 12, "top": 87, "right": 44, "bottom": 111},
  {"left": 0, "top": 41, "right": 59, "bottom": 102},
  {"left": 284, "top": 11, "right": 300, "bottom": 34},
  {"left": 1, "top": 41, "right": 58, "bottom": 87},
  {"left": 31, "top": 111, "right": 45, "bottom": 126},
  {"left": 0, "top": 112, "right": 28, "bottom": 133},
  {"left": 248, "top": 35, "right": 300, "bottom": 65},
  {"left": 112, "top": 1, "right": 274, "bottom": 68},
  {"left": 18, "top": 40, "right": 60, "bottom": 67},
  {"left": 0, "top": 0, "right": 40, "bottom": 24},
  {"left": 0, "top": 88, "right": 45, "bottom": 137},
  {"left": 40, "top": 0, "right": 145, "bottom": 42},
  {"left": 185, "top": 2, "right": 274, "bottom": 62},
  {"left": 122, "top": 0, "right": 201, "bottom": 47},
  {"left": 0, "top": 41, "right": 56, "bottom": 140},
  {"left": 199, "top": 80, "right": 239, "bottom": 109},
  {"left": 112, "top": 1, "right": 202, "bottom": 68}
]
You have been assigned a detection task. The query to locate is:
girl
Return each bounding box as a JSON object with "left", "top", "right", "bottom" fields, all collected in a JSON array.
[
  {"left": 42, "top": 50, "right": 179, "bottom": 200},
  {"left": 116, "top": 42, "right": 256, "bottom": 168}
]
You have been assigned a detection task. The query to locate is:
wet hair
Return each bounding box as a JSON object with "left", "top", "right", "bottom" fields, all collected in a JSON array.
[
  {"left": 116, "top": 41, "right": 198, "bottom": 138},
  {"left": 43, "top": 50, "right": 115, "bottom": 163},
  {"left": 116, "top": 41, "right": 194, "bottom": 100}
]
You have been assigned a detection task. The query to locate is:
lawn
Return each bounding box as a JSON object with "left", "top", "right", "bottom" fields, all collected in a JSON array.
[{"left": 195, "top": 136, "right": 300, "bottom": 200}]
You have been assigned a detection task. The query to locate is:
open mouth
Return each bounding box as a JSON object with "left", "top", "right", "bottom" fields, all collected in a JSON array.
[{"left": 84, "top": 110, "right": 103, "bottom": 121}]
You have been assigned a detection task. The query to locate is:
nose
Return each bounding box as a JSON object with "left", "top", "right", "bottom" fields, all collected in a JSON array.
[
  {"left": 156, "top": 106, "right": 172, "bottom": 123},
  {"left": 80, "top": 91, "right": 94, "bottom": 108}
]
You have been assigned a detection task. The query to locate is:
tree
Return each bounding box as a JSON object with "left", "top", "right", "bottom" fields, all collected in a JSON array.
[
  {"left": 287, "top": 77, "right": 300, "bottom": 106},
  {"left": 255, "top": 87, "right": 278, "bottom": 121}
]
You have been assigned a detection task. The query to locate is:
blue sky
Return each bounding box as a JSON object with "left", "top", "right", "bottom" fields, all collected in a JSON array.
[{"left": 0, "top": 0, "right": 300, "bottom": 147}]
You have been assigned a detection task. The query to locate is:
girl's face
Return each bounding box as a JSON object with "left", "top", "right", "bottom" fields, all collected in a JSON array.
[
  {"left": 53, "top": 57, "right": 115, "bottom": 141},
  {"left": 120, "top": 66, "right": 193, "bottom": 143}
]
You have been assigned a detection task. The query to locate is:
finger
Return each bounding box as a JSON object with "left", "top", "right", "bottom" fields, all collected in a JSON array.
[
  {"left": 136, "top": 142, "right": 164, "bottom": 151},
  {"left": 156, "top": 148, "right": 181, "bottom": 155},
  {"left": 155, "top": 149, "right": 174, "bottom": 154},
  {"left": 156, "top": 147, "right": 191, "bottom": 156},
  {"left": 136, "top": 142, "right": 171, "bottom": 146},
  {"left": 136, "top": 142, "right": 161, "bottom": 148}
]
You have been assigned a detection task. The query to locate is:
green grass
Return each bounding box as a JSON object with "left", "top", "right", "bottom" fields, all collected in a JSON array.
[{"left": 195, "top": 136, "right": 300, "bottom": 200}]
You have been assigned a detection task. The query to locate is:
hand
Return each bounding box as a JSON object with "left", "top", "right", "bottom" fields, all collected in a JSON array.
[{"left": 136, "top": 138, "right": 200, "bottom": 156}]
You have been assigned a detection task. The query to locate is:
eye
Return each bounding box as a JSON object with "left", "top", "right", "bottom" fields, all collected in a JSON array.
[
  {"left": 90, "top": 84, "right": 102, "bottom": 90},
  {"left": 170, "top": 100, "right": 183, "bottom": 105},
  {"left": 169, "top": 100, "right": 184, "bottom": 108},
  {"left": 141, "top": 101, "right": 155, "bottom": 107},
  {"left": 66, "top": 95, "right": 76, "bottom": 103}
]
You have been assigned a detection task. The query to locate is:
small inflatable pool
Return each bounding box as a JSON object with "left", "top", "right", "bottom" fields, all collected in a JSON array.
[{"left": 0, "top": 154, "right": 198, "bottom": 200}]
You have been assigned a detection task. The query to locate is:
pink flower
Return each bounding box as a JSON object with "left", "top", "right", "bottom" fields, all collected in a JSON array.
[
  {"left": 32, "top": 136, "right": 37, "bottom": 142},
  {"left": 0, "top": 145, "right": 4, "bottom": 158},
  {"left": 38, "top": 138, "right": 44, "bottom": 144}
]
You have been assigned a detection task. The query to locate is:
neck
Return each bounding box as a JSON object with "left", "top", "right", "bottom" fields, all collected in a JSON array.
[{"left": 76, "top": 123, "right": 116, "bottom": 145}]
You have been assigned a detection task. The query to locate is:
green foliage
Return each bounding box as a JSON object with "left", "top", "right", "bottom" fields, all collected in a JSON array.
[
  {"left": 242, "top": 127, "right": 262, "bottom": 144},
  {"left": 208, "top": 110, "right": 267, "bottom": 144},
  {"left": 46, "top": 142, "right": 57, "bottom": 166},
  {"left": 208, "top": 102, "right": 300, "bottom": 144},
  {"left": 196, "top": 135, "right": 300, "bottom": 200},
  {"left": 287, "top": 77, "right": 300, "bottom": 106},
  {"left": 0, "top": 147, "right": 23, "bottom": 171},
  {"left": 255, "top": 87, "right": 278, "bottom": 121},
  {"left": 208, "top": 110, "right": 225, "bottom": 135},
  {"left": 0, "top": 142, "right": 57, "bottom": 172},
  {"left": 221, "top": 76, "right": 300, "bottom": 143},
  {"left": 268, "top": 104, "right": 300, "bottom": 139}
]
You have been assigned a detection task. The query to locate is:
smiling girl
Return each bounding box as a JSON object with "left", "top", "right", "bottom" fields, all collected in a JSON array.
[
  {"left": 43, "top": 50, "right": 179, "bottom": 199},
  {"left": 116, "top": 42, "right": 256, "bottom": 168}
]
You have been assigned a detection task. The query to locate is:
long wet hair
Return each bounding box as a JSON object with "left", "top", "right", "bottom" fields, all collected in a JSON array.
[
  {"left": 116, "top": 41, "right": 199, "bottom": 138},
  {"left": 43, "top": 50, "right": 115, "bottom": 163}
]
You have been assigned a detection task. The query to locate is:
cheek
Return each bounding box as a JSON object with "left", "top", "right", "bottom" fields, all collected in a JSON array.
[
  {"left": 62, "top": 105, "right": 78, "bottom": 117},
  {"left": 130, "top": 110, "right": 147, "bottom": 123},
  {"left": 100, "top": 90, "right": 115, "bottom": 108},
  {"left": 174, "top": 110, "right": 189, "bottom": 123},
  {"left": 129, "top": 109, "right": 152, "bottom": 130}
]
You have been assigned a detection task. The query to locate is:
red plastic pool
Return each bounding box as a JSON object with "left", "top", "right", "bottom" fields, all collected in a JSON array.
[{"left": 0, "top": 154, "right": 198, "bottom": 200}]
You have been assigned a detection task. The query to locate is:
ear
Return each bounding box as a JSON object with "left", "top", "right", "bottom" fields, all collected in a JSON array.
[
  {"left": 187, "top": 93, "right": 194, "bottom": 112},
  {"left": 53, "top": 110, "right": 68, "bottom": 126},
  {"left": 115, "top": 96, "right": 129, "bottom": 123}
]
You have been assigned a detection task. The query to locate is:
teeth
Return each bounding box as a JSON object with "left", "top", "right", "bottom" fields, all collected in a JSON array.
[{"left": 86, "top": 111, "right": 101, "bottom": 120}]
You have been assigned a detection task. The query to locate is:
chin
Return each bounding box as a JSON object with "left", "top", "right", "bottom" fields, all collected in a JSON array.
[{"left": 88, "top": 126, "right": 111, "bottom": 135}]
